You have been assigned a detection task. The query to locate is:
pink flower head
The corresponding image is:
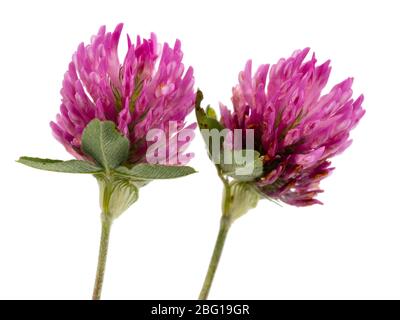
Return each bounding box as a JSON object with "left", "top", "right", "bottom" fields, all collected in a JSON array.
[
  {"left": 51, "top": 24, "right": 195, "bottom": 164},
  {"left": 220, "top": 48, "right": 365, "bottom": 206}
]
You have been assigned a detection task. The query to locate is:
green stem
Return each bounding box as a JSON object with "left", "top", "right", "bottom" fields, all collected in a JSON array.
[
  {"left": 199, "top": 216, "right": 231, "bottom": 300},
  {"left": 92, "top": 216, "right": 112, "bottom": 300},
  {"left": 199, "top": 179, "right": 232, "bottom": 300}
]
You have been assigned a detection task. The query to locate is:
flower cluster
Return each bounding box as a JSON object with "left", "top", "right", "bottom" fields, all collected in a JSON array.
[
  {"left": 51, "top": 24, "right": 195, "bottom": 164},
  {"left": 219, "top": 48, "right": 365, "bottom": 206}
]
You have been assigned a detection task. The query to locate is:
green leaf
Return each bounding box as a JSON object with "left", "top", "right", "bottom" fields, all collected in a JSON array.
[
  {"left": 81, "top": 119, "right": 130, "bottom": 171},
  {"left": 195, "top": 90, "right": 224, "bottom": 132},
  {"left": 206, "top": 105, "right": 217, "bottom": 119},
  {"left": 115, "top": 163, "right": 196, "bottom": 180},
  {"left": 195, "top": 89, "right": 227, "bottom": 164},
  {"left": 17, "top": 157, "right": 102, "bottom": 174},
  {"left": 219, "top": 149, "right": 264, "bottom": 182}
]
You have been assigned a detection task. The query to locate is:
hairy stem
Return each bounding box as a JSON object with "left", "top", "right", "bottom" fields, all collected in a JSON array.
[
  {"left": 199, "top": 177, "right": 232, "bottom": 300},
  {"left": 198, "top": 215, "right": 231, "bottom": 300},
  {"left": 92, "top": 215, "right": 112, "bottom": 300}
]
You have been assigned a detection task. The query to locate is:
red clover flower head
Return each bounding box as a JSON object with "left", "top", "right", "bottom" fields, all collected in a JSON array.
[
  {"left": 50, "top": 24, "right": 196, "bottom": 164},
  {"left": 218, "top": 48, "right": 365, "bottom": 206}
]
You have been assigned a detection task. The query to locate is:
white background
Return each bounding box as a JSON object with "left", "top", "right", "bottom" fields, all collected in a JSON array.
[{"left": 0, "top": 0, "right": 399, "bottom": 300}]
